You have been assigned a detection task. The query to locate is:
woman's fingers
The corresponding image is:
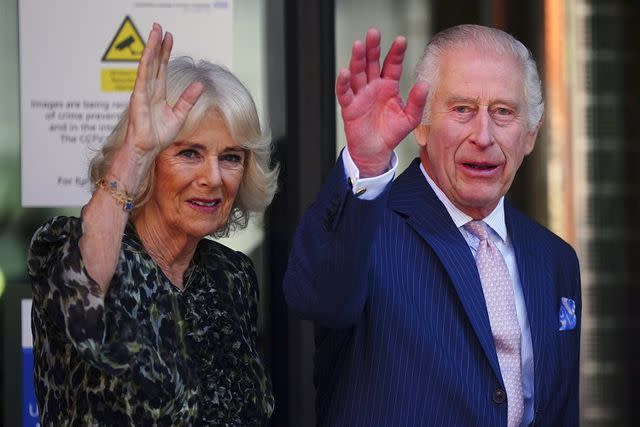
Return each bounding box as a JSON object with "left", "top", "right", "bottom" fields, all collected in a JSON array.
[
  {"left": 151, "top": 25, "right": 164, "bottom": 82},
  {"left": 156, "top": 31, "right": 173, "bottom": 100},
  {"left": 132, "top": 26, "right": 155, "bottom": 97},
  {"left": 173, "top": 81, "right": 204, "bottom": 122},
  {"left": 132, "top": 23, "right": 175, "bottom": 107},
  {"left": 145, "top": 23, "right": 162, "bottom": 89}
]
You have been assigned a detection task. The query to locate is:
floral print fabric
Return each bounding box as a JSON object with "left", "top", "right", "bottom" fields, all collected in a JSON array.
[{"left": 28, "top": 216, "right": 273, "bottom": 426}]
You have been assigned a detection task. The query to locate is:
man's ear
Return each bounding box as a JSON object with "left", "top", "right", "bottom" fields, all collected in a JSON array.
[
  {"left": 524, "top": 115, "right": 543, "bottom": 155},
  {"left": 415, "top": 124, "right": 430, "bottom": 148}
]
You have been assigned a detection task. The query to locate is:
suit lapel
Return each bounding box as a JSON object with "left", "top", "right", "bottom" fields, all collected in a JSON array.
[
  {"left": 389, "top": 159, "right": 502, "bottom": 380},
  {"left": 506, "top": 203, "right": 557, "bottom": 415}
]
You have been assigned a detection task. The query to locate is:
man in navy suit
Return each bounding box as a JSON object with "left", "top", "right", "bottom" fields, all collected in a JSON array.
[{"left": 284, "top": 24, "right": 580, "bottom": 426}]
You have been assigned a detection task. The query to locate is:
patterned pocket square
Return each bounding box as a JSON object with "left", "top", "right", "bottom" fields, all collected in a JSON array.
[{"left": 559, "top": 297, "right": 577, "bottom": 331}]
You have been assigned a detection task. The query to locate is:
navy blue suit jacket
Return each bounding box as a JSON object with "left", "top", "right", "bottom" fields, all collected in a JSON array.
[{"left": 283, "top": 158, "right": 581, "bottom": 426}]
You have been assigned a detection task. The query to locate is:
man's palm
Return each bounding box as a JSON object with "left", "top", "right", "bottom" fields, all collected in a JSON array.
[{"left": 336, "top": 29, "right": 428, "bottom": 177}]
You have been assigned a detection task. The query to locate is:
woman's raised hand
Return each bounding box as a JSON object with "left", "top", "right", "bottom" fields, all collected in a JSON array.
[
  {"left": 80, "top": 24, "right": 204, "bottom": 292},
  {"left": 336, "top": 28, "right": 429, "bottom": 177},
  {"left": 125, "top": 23, "right": 204, "bottom": 157}
]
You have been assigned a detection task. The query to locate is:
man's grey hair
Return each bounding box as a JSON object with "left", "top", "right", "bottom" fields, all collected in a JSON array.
[
  {"left": 414, "top": 24, "right": 544, "bottom": 131},
  {"left": 89, "top": 57, "right": 279, "bottom": 237}
]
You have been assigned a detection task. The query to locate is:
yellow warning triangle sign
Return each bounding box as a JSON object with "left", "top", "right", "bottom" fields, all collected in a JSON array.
[{"left": 102, "top": 16, "right": 145, "bottom": 62}]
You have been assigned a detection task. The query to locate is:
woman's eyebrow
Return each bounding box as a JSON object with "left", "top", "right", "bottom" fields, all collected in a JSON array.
[
  {"left": 220, "top": 146, "right": 248, "bottom": 153},
  {"left": 173, "top": 141, "right": 206, "bottom": 149}
]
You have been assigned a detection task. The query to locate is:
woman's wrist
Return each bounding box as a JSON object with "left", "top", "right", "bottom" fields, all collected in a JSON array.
[
  {"left": 95, "top": 177, "right": 134, "bottom": 212},
  {"left": 108, "top": 142, "right": 155, "bottom": 194}
]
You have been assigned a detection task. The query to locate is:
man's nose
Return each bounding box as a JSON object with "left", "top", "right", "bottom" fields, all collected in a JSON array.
[
  {"left": 198, "top": 157, "right": 222, "bottom": 188},
  {"left": 470, "top": 109, "right": 493, "bottom": 148}
]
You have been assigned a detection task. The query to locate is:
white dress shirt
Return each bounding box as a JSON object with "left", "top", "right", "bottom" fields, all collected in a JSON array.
[{"left": 342, "top": 148, "right": 535, "bottom": 427}]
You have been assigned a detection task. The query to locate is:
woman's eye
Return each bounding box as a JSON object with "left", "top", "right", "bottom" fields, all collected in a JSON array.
[
  {"left": 220, "top": 153, "right": 244, "bottom": 164},
  {"left": 179, "top": 149, "right": 199, "bottom": 159}
]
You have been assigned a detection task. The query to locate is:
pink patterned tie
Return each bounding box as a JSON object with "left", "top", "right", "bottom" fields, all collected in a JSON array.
[{"left": 465, "top": 220, "right": 524, "bottom": 427}]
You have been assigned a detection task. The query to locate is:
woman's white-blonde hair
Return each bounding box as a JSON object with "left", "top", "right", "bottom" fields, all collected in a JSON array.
[
  {"left": 414, "top": 24, "right": 544, "bottom": 131},
  {"left": 89, "top": 57, "right": 279, "bottom": 237}
]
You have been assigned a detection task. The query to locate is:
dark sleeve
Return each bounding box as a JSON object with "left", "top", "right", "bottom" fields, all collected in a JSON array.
[
  {"left": 236, "top": 250, "right": 261, "bottom": 342},
  {"left": 560, "top": 249, "right": 581, "bottom": 425},
  {"left": 27, "top": 216, "right": 138, "bottom": 376},
  {"left": 282, "top": 158, "right": 389, "bottom": 328}
]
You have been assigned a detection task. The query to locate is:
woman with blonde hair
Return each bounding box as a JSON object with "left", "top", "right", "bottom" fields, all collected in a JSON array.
[{"left": 28, "top": 23, "right": 277, "bottom": 426}]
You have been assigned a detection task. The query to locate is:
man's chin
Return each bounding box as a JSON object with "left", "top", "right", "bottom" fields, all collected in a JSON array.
[{"left": 455, "top": 194, "right": 502, "bottom": 218}]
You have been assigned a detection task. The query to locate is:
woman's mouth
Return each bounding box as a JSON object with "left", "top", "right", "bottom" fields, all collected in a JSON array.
[
  {"left": 187, "top": 198, "right": 222, "bottom": 212},
  {"left": 189, "top": 199, "right": 220, "bottom": 207}
]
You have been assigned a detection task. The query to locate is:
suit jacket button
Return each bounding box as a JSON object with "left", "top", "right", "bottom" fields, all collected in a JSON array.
[{"left": 493, "top": 388, "right": 506, "bottom": 404}]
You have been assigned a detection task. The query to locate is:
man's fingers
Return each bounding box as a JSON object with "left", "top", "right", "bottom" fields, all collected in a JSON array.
[
  {"left": 172, "top": 81, "right": 204, "bottom": 121},
  {"left": 336, "top": 68, "right": 354, "bottom": 108},
  {"left": 381, "top": 36, "right": 407, "bottom": 81},
  {"left": 349, "top": 40, "right": 367, "bottom": 94},
  {"left": 365, "top": 28, "right": 381, "bottom": 83},
  {"left": 403, "top": 81, "right": 429, "bottom": 127}
]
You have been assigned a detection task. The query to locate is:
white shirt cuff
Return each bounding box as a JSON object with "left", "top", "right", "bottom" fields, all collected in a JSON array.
[{"left": 341, "top": 146, "right": 397, "bottom": 200}]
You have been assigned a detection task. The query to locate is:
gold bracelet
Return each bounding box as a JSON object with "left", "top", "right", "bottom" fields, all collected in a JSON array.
[{"left": 96, "top": 178, "right": 134, "bottom": 212}]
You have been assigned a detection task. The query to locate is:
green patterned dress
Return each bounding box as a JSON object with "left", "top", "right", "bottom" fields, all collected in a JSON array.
[{"left": 27, "top": 216, "right": 274, "bottom": 426}]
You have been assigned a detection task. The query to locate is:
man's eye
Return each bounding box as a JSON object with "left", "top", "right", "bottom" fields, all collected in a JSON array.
[
  {"left": 494, "top": 107, "right": 513, "bottom": 116},
  {"left": 454, "top": 106, "right": 471, "bottom": 114}
]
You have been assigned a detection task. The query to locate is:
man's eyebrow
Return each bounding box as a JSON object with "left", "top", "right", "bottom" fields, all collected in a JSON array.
[
  {"left": 489, "top": 97, "right": 520, "bottom": 108},
  {"left": 446, "top": 95, "right": 479, "bottom": 105},
  {"left": 446, "top": 95, "right": 520, "bottom": 108}
]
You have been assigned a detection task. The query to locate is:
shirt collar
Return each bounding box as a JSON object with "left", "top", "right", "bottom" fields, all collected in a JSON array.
[{"left": 419, "top": 162, "right": 508, "bottom": 243}]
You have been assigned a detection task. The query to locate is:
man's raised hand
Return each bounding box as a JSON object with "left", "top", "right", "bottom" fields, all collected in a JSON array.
[{"left": 336, "top": 28, "right": 429, "bottom": 177}]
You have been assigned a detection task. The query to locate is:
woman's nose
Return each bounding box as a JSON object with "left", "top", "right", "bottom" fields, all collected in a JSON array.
[{"left": 198, "top": 157, "right": 222, "bottom": 188}]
